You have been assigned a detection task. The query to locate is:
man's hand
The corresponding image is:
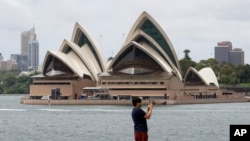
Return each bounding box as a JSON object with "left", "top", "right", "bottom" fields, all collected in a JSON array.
[
  {"left": 147, "top": 100, "right": 153, "bottom": 111},
  {"left": 145, "top": 100, "right": 153, "bottom": 119}
]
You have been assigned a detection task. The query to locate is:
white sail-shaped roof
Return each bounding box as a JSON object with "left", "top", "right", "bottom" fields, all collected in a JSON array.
[
  {"left": 184, "top": 67, "right": 219, "bottom": 87},
  {"left": 108, "top": 41, "right": 173, "bottom": 74},
  {"left": 108, "top": 11, "right": 182, "bottom": 80},
  {"left": 41, "top": 23, "right": 106, "bottom": 81},
  {"left": 199, "top": 67, "right": 219, "bottom": 87},
  {"left": 58, "top": 39, "right": 102, "bottom": 81},
  {"left": 42, "top": 50, "right": 91, "bottom": 78},
  {"left": 125, "top": 11, "right": 181, "bottom": 72},
  {"left": 71, "top": 22, "right": 106, "bottom": 72}
]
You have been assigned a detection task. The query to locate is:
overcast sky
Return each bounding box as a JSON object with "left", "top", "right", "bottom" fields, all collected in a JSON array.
[{"left": 0, "top": 0, "right": 250, "bottom": 65}]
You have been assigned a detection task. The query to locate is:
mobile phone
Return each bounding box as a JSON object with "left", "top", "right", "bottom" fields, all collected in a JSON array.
[{"left": 149, "top": 100, "right": 153, "bottom": 104}]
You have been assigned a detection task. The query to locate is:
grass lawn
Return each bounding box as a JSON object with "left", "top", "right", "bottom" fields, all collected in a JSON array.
[{"left": 239, "top": 83, "right": 250, "bottom": 87}]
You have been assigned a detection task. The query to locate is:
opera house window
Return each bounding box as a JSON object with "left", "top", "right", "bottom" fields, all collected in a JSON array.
[
  {"left": 112, "top": 46, "right": 163, "bottom": 75},
  {"left": 44, "top": 57, "right": 74, "bottom": 76}
]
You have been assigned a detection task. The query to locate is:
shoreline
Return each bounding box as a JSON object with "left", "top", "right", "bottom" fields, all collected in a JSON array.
[
  {"left": 20, "top": 97, "right": 249, "bottom": 105},
  {"left": 0, "top": 94, "right": 27, "bottom": 96}
]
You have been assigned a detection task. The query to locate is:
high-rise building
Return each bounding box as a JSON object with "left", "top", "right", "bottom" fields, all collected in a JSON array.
[
  {"left": 215, "top": 41, "right": 232, "bottom": 64},
  {"left": 10, "top": 54, "right": 28, "bottom": 71},
  {"left": 229, "top": 48, "right": 244, "bottom": 65},
  {"left": 20, "top": 27, "right": 39, "bottom": 70},
  {"left": 0, "top": 61, "right": 7, "bottom": 70},
  {"left": 28, "top": 40, "right": 39, "bottom": 71},
  {"left": 215, "top": 46, "right": 231, "bottom": 64},
  {"left": 0, "top": 60, "right": 14, "bottom": 71},
  {"left": 21, "top": 27, "right": 35, "bottom": 56},
  {"left": 0, "top": 53, "right": 3, "bottom": 61},
  {"left": 214, "top": 41, "right": 244, "bottom": 65},
  {"left": 217, "top": 41, "right": 232, "bottom": 50}
]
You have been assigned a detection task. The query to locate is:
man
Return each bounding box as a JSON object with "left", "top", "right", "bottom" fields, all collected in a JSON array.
[{"left": 132, "top": 97, "right": 153, "bottom": 141}]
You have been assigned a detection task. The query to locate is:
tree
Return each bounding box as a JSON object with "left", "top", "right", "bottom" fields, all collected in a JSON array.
[
  {"left": 0, "top": 70, "right": 32, "bottom": 94},
  {"left": 17, "top": 76, "right": 30, "bottom": 84},
  {"left": 0, "top": 85, "right": 3, "bottom": 94},
  {"left": 179, "top": 49, "right": 196, "bottom": 77},
  {"left": 4, "top": 76, "right": 16, "bottom": 88},
  {"left": 240, "top": 64, "right": 250, "bottom": 83},
  {"left": 195, "top": 58, "right": 219, "bottom": 76},
  {"left": 179, "top": 58, "right": 196, "bottom": 77},
  {"left": 218, "top": 64, "right": 238, "bottom": 85}
]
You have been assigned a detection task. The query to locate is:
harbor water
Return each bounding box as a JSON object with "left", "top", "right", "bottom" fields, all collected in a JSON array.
[{"left": 0, "top": 95, "right": 249, "bottom": 141}]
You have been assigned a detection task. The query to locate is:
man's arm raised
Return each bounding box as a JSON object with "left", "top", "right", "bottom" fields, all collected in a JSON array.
[{"left": 144, "top": 101, "right": 153, "bottom": 119}]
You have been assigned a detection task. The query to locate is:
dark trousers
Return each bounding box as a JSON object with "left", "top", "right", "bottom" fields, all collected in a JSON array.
[{"left": 134, "top": 132, "right": 148, "bottom": 141}]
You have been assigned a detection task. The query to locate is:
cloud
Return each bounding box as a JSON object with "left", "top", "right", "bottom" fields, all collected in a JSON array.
[
  {"left": 0, "top": 0, "right": 34, "bottom": 31},
  {"left": 0, "top": 0, "right": 249, "bottom": 64},
  {"left": 0, "top": 0, "right": 35, "bottom": 57}
]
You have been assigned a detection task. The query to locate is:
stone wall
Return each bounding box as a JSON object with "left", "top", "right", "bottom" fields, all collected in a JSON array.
[{"left": 21, "top": 97, "right": 249, "bottom": 105}]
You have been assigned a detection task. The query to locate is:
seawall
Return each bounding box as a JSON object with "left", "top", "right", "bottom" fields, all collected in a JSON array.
[{"left": 20, "top": 97, "right": 249, "bottom": 105}]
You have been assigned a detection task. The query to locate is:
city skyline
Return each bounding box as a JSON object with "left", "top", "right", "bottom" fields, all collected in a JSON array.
[
  {"left": 0, "top": 0, "right": 250, "bottom": 65},
  {"left": 21, "top": 26, "right": 39, "bottom": 70},
  {"left": 215, "top": 41, "right": 245, "bottom": 65}
]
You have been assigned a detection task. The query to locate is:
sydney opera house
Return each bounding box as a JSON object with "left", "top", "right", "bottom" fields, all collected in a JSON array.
[{"left": 29, "top": 11, "right": 221, "bottom": 100}]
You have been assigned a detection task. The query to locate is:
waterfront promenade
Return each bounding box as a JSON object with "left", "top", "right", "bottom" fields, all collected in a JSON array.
[{"left": 21, "top": 96, "right": 249, "bottom": 105}]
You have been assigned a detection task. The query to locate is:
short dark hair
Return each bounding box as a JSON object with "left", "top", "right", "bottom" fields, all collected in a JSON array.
[{"left": 132, "top": 97, "right": 141, "bottom": 106}]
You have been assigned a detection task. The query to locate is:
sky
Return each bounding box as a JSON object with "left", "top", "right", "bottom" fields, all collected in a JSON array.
[{"left": 0, "top": 0, "right": 250, "bottom": 65}]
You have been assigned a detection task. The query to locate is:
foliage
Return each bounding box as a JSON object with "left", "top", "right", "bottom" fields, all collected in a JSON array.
[
  {"left": 179, "top": 58, "right": 196, "bottom": 76},
  {"left": 195, "top": 58, "right": 219, "bottom": 76},
  {"left": 179, "top": 49, "right": 197, "bottom": 76},
  {"left": 1, "top": 48, "right": 250, "bottom": 94},
  {"left": 179, "top": 49, "right": 250, "bottom": 86},
  {"left": 217, "top": 64, "right": 248, "bottom": 85},
  {"left": 239, "top": 83, "right": 250, "bottom": 87},
  {"left": 239, "top": 64, "right": 250, "bottom": 83},
  {"left": 0, "top": 70, "right": 34, "bottom": 94}
]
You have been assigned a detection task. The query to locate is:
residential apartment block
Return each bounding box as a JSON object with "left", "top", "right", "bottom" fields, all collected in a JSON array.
[{"left": 214, "top": 41, "right": 244, "bottom": 65}]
